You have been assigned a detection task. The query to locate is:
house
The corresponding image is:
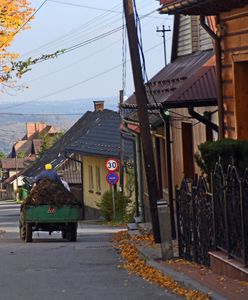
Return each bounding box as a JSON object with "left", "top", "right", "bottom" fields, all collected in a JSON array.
[
  {"left": 9, "top": 122, "right": 59, "bottom": 158},
  {"left": 121, "top": 14, "right": 218, "bottom": 234},
  {"left": 24, "top": 101, "right": 133, "bottom": 220},
  {"left": 65, "top": 102, "right": 133, "bottom": 220},
  {"left": 158, "top": 0, "right": 248, "bottom": 280},
  {"left": 1, "top": 157, "right": 35, "bottom": 199},
  {"left": 159, "top": 0, "right": 248, "bottom": 140}
]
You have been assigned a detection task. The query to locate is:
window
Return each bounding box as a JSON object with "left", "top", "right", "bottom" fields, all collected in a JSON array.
[
  {"left": 95, "top": 166, "right": 101, "bottom": 194},
  {"left": 88, "top": 165, "right": 94, "bottom": 192}
]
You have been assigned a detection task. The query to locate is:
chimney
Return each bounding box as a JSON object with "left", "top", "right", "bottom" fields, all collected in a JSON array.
[
  {"left": 26, "top": 122, "right": 36, "bottom": 139},
  {"left": 93, "top": 100, "right": 104, "bottom": 112}
]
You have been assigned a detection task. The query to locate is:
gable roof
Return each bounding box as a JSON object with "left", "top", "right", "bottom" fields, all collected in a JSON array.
[
  {"left": 65, "top": 110, "right": 132, "bottom": 158},
  {"left": 23, "top": 111, "right": 96, "bottom": 177},
  {"left": 1, "top": 158, "right": 35, "bottom": 170},
  {"left": 32, "top": 139, "right": 43, "bottom": 155},
  {"left": 159, "top": 0, "right": 248, "bottom": 15},
  {"left": 23, "top": 109, "right": 132, "bottom": 178}
]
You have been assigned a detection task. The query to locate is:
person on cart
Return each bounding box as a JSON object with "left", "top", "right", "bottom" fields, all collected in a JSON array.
[{"left": 35, "top": 163, "right": 62, "bottom": 185}]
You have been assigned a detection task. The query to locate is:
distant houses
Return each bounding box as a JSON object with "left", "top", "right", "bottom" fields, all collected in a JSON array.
[{"left": 0, "top": 122, "right": 60, "bottom": 199}]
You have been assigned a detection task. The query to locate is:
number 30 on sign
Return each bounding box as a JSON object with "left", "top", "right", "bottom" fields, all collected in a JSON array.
[{"left": 105, "top": 158, "right": 119, "bottom": 172}]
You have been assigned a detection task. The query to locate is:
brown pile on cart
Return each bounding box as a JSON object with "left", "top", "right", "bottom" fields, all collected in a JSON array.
[{"left": 23, "top": 178, "right": 80, "bottom": 207}]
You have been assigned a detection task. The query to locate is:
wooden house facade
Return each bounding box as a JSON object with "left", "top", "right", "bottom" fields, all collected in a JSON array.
[
  {"left": 122, "top": 14, "right": 218, "bottom": 227},
  {"left": 160, "top": 0, "right": 248, "bottom": 139}
]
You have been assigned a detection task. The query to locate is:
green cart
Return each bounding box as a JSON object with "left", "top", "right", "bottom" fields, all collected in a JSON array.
[{"left": 19, "top": 205, "right": 80, "bottom": 242}]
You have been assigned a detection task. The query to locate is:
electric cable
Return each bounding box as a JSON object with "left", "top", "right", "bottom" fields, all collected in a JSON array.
[
  {"left": 0, "top": 0, "right": 48, "bottom": 50},
  {"left": 2, "top": 42, "right": 162, "bottom": 110}
]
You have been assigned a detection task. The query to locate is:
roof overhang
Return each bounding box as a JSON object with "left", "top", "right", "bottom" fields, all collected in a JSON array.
[
  {"left": 159, "top": 0, "right": 248, "bottom": 15},
  {"left": 121, "top": 98, "right": 216, "bottom": 111}
]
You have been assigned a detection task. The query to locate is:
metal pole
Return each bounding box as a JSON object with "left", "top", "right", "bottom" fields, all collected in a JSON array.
[
  {"left": 124, "top": 0, "right": 161, "bottom": 242},
  {"left": 112, "top": 185, "right": 116, "bottom": 220},
  {"left": 164, "top": 114, "right": 176, "bottom": 239}
]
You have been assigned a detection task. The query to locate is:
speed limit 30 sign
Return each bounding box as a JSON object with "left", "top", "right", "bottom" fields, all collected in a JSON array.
[{"left": 105, "top": 158, "right": 119, "bottom": 172}]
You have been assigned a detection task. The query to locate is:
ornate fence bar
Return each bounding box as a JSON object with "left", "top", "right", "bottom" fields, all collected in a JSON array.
[
  {"left": 176, "top": 163, "right": 248, "bottom": 267},
  {"left": 212, "top": 163, "right": 248, "bottom": 267},
  {"left": 176, "top": 176, "right": 214, "bottom": 266}
]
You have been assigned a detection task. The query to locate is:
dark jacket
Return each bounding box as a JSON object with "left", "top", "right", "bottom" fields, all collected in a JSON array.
[{"left": 35, "top": 170, "right": 62, "bottom": 184}]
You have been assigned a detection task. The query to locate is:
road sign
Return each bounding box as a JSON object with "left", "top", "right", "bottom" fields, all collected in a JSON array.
[
  {"left": 105, "top": 158, "right": 119, "bottom": 172},
  {"left": 106, "top": 172, "right": 119, "bottom": 186}
]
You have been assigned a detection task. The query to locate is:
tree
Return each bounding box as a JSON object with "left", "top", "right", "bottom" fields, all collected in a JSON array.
[
  {"left": 39, "top": 132, "right": 63, "bottom": 157},
  {"left": 0, "top": 151, "right": 6, "bottom": 159},
  {"left": 0, "top": 0, "right": 34, "bottom": 87}
]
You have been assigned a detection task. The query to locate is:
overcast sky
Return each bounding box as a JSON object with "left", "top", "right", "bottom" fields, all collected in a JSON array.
[{"left": 0, "top": 0, "right": 173, "bottom": 110}]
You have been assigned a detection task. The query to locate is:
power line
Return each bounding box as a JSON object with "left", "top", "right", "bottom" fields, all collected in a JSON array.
[
  {"left": 20, "top": 1, "right": 157, "bottom": 59},
  {"left": 0, "top": 112, "right": 82, "bottom": 116},
  {"left": 3, "top": 42, "right": 162, "bottom": 110},
  {"left": 0, "top": 0, "right": 48, "bottom": 50},
  {"left": 47, "top": 0, "right": 121, "bottom": 13},
  {"left": 25, "top": 11, "right": 163, "bottom": 85}
]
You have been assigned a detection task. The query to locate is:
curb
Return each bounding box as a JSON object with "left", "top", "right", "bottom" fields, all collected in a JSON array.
[{"left": 128, "top": 230, "right": 226, "bottom": 300}]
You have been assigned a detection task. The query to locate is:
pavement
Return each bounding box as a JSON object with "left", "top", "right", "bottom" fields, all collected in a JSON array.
[{"left": 127, "top": 226, "right": 248, "bottom": 300}]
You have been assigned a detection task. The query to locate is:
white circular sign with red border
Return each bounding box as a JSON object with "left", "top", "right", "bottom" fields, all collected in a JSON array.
[{"left": 105, "top": 158, "right": 119, "bottom": 172}]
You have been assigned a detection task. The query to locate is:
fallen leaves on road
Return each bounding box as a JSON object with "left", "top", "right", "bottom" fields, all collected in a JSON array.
[{"left": 113, "top": 231, "right": 210, "bottom": 300}]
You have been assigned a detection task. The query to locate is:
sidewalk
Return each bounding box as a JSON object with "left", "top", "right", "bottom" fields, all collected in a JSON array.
[{"left": 127, "top": 229, "right": 248, "bottom": 300}]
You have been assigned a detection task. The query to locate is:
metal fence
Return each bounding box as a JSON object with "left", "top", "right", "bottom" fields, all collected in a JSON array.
[
  {"left": 176, "top": 176, "right": 214, "bottom": 265},
  {"left": 176, "top": 163, "right": 248, "bottom": 267},
  {"left": 212, "top": 163, "right": 248, "bottom": 267}
]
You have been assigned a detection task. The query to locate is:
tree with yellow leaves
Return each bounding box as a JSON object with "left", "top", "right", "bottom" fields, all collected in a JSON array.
[{"left": 0, "top": 0, "right": 34, "bottom": 87}]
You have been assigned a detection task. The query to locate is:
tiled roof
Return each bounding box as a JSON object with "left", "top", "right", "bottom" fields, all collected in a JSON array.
[
  {"left": 1, "top": 158, "right": 35, "bottom": 170},
  {"left": 23, "top": 109, "right": 132, "bottom": 178},
  {"left": 66, "top": 110, "right": 132, "bottom": 158},
  {"left": 32, "top": 139, "right": 43, "bottom": 155},
  {"left": 159, "top": 0, "right": 248, "bottom": 15},
  {"left": 12, "top": 140, "right": 33, "bottom": 157}
]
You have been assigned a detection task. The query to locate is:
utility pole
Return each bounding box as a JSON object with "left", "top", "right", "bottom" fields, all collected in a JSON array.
[
  {"left": 123, "top": 0, "right": 161, "bottom": 243},
  {"left": 156, "top": 25, "right": 171, "bottom": 66},
  {"left": 119, "top": 90, "right": 124, "bottom": 194}
]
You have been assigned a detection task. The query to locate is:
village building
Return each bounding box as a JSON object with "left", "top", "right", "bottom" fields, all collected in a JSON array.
[
  {"left": 159, "top": 0, "right": 248, "bottom": 280},
  {"left": 23, "top": 101, "right": 133, "bottom": 220},
  {"left": 122, "top": 13, "right": 218, "bottom": 232}
]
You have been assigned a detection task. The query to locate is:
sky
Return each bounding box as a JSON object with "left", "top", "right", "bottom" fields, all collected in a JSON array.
[{"left": 0, "top": 0, "right": 173, "bottom": 112}]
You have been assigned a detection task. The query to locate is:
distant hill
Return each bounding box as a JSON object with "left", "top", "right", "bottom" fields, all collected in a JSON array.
[{"left": 0, "top": 97, "right": 118, "bottom": 154}]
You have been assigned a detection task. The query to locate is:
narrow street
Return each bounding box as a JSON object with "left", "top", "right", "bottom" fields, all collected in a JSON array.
[{"left": 0, "top": 202, "right": 179, "bottom": 300}]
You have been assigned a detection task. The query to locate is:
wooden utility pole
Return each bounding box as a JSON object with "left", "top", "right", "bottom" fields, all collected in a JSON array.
[
  {"left": 119, "top": 90, "right": 124, "bottom": 194},
  {"left": 123, "top": 0, "right": 161, "bottom": 243}
]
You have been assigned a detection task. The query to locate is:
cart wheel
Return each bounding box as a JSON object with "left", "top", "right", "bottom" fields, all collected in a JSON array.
[
  {"left": 61, "top": 230, "right": 66, "bottom": 239},
  {"left": 19, "top": 220, "right": 26, "bottom": 240},
  {"left": 25, "top": 223, "right": 32, "bottom": 242},
  {"left": 66, "top": 223, "right": 77, "bottom": 242}
]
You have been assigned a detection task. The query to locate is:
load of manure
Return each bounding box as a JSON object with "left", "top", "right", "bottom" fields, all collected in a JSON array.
[{"left": 23, "top": 178, "right": 81, "bottom": 207}]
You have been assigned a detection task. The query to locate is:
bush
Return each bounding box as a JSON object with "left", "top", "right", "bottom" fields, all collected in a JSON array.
[
  {"left": 195, "top": 139, "right": 248, "bottom": 177},
  {"left": 97, "top": 190, "right": 131, "bottom": 222}
]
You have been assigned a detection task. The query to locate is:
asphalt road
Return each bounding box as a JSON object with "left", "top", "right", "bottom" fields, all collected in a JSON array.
[{"left": 0, "top": 201, "right": 179, "bottom": 300}]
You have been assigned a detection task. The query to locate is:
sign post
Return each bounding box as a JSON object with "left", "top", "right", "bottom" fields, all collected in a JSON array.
[{"left": 106, "top": 159, "right": 119, "bottom": 220}]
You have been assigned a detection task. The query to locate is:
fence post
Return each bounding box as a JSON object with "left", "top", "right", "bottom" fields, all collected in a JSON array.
[
  {"left": 192, "top": 182, "right": 198, "bottom": 263},
  {"left": 241, "top": 171, "right": 248, "bottom": 267},
  {"left": 211, "top": 172, "right": 217, "bottom": 251},
  {"left": 175, "top": 187, "right": 183, "bottom": 258}
]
